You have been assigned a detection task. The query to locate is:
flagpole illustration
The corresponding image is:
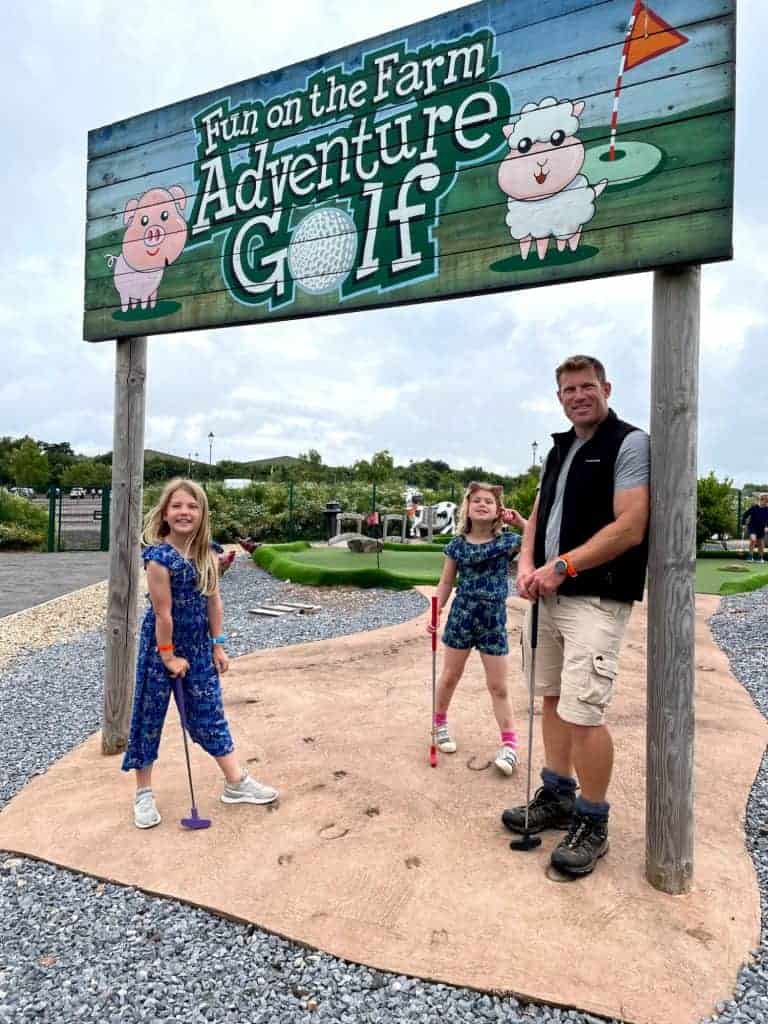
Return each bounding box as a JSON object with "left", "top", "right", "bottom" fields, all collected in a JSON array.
[{"left": 609, "top": 0, "right": 688, "bottom": 161}]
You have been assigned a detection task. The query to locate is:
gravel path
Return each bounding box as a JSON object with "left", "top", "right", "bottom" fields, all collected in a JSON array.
[{"left": 1, "top": 560, "right": 766, "bottom": 1024}]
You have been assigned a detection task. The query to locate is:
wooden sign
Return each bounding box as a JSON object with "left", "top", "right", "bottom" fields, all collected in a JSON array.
[{"left": 84, "top": 0, "right": 735, "bottom": 341}]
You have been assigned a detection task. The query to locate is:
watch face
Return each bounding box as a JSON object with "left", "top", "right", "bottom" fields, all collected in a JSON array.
[{"left": 554, "top": 559, "right": 567, "bottom": 574}]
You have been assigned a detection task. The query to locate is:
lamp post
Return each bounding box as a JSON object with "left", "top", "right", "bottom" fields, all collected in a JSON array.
[
  {"left": 208, "top": 432, "right": 214, "bottom": 480},
  {"left": 187, "top": 451, "right": 198, "bottom": 477},
  {"left": 531, "top": 440, "right": 538, "bottom": 469}
]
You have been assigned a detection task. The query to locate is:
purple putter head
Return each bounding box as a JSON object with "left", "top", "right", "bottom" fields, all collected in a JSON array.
[{"left": 181, "top": 807, "right": 212, "bottom": 830}]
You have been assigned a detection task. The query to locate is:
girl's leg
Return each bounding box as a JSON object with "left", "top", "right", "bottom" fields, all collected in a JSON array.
[
  {"left": 479, "top": 652, "right": 514, "bottom": 733},
  {"left": 436, "top": 646, "right": 472, "bottom": 715},
  {"left": 136, "top": 766, "right": 154, "bottom": 790},
  {"left": 215, "top": 751, "right": 244, "bottom": 784}
]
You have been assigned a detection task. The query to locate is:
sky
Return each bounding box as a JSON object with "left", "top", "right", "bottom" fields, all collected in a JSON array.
[{"left": 1, "top": 0, "right": 765, "bottom": 485}]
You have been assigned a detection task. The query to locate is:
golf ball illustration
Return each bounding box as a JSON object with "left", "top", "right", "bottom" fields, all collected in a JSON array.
[{"left": 288, "top": 208, "right": 357, "bottom": 295}]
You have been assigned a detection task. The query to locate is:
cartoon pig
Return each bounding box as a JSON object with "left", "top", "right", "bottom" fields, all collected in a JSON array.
[
  {"left": 107, "top": 185, "right": 187, "bottom": 311},
  {"left": 498, "top": 97, "right": 607, "bottom": 261}
]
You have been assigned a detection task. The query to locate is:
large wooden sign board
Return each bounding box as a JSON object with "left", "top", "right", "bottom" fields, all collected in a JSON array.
[{"left": 83, "top": 0, "right": 734, "bottom": 341}]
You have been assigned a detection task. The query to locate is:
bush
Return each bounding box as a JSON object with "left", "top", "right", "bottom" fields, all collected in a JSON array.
[
  {"left": 0, "top": 490, "right": 47, "bottom": 549},
  {"left": 143, "top": 481, "right": 462, "bottom": 544}
]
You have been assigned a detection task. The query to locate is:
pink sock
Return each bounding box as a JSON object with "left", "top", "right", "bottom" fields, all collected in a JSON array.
[
  {"left": 435, "top": 712, "right": 447, "bottom": 726},
  {"left": 501, "top": 730, "right": 517, "bottom": 748}
]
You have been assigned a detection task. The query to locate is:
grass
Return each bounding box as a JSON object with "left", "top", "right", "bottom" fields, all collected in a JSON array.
[
  {"left": 254, "top": 543, "right": 768, "bottom": 596},
  {"left": 253, "top": 541, "right": 444, "bottom": 589},
  {"left": 695, "top": 556, "right": 768, "bottom": 596}
]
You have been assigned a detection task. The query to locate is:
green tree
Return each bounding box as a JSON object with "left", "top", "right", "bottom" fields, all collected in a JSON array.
[
  {"left": 61, "top": 461, "right": 111, "bottom": 489},
  {"left": 9, "top": 439, "right": 49, "bottom": 490},
  {"left": 506, "top": 471, "right": 539, "bottom": 519},
  {"left": 40, "top": 441, "right": 75, "bottom": 484},
  {"left": 697, "top": 471, "right": 734, "bottom": 548}
]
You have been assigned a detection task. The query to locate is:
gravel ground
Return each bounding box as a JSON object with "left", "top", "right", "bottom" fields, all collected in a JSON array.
[{"left": 0, "top": 561, "right": 766, "bottom": 1024}]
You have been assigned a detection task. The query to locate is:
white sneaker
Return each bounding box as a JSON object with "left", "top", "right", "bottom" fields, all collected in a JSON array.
[
  {"left": 134, "top": 789, "right": 161, "bottom": 829},
  {"left": 435, "top": 724, "right": 457, "bottom": 753},
  {"left": 494, "top": 746, "right": 519, "bottom": 776},
  {"left": 221, "top": 772, "right": 279, "bottom": 805}
]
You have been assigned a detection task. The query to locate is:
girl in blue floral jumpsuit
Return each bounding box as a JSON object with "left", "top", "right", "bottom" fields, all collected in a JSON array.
[
  {"left": 122, "top": 478, "right": 278, "bottom": 829},
  {"left": 429, "top": 482, "right": 524, "bottom": 775}
]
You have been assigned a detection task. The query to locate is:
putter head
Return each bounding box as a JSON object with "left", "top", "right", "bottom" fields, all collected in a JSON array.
[
  {"left": 181, "top": 808, "right": 212, "bottom": 830},
  {"left": 509, "top": 833, "right": 542, "bottom": 852}
]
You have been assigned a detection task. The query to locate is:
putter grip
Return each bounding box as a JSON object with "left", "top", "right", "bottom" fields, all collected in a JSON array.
[
  {"left": 173, "top": 678, "right": 190, "bottom": 730},
  {"left": 531, "top": 600, "right": 539, "bottom": 650},
  {"left": 431, "top": 596, "right": 438, "bottom": 651}
]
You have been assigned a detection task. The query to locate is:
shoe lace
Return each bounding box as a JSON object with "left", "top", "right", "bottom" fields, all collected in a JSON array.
[{"left": 563, "top": 817, "right": 590, "bottom": 849}]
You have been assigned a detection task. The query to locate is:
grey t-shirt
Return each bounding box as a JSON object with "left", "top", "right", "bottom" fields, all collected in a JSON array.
[{"left": 544, "top": 429, "right": 650, "bottom": 561}]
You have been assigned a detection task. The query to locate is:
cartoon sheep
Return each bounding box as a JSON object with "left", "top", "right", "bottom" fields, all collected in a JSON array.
[{"left": 498, "top": 97, "right": 607, "bottom": 261}]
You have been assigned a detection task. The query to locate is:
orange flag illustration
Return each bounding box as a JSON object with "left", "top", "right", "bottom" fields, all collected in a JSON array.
[
  {"left": 608, "top": 0, "right": 689, "bottom": 159},
  {"left": 624, "top": 2, "right": 688, "bottom": 71}
]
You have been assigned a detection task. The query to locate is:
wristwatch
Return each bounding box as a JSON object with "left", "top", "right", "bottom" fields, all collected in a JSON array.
[{"left": 554, "top": 554, "right": 578, "bottom": 578}]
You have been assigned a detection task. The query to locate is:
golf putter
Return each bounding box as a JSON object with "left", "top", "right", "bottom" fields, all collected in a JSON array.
[
  {"left": 510, "top": 600, "right": 542, "bottom": 852},
  {"left": 429, "top": 595, "right": 438, "bottom": 767},
  {"left": 172, "top": 676, "right": 212, "bottom": 830}
]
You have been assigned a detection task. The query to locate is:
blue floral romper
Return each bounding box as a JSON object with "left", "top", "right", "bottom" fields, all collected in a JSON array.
[
  {"left": 121, "top": 543, "right": 234, "bottom": 771},
  {"left": 442, "top": 533, "right": 520, "bottom": 656}
]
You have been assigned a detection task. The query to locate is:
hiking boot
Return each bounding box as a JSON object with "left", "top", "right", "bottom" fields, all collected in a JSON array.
[
  {"left": 493, "top": 745, "right": 519, "bottom": 776},
  {"left": 221, "top": 772, "right": 279, "bottom": 805},
  {"left": 501, "top": 785, "right": 575, "bottom": 835},
  {"left": 550, "top": 812, "right": 609, "bottom": 876},
  {"left": 134, "top": 789, "right": 161, "bottom": 829},
  {"left": 435, "top": 723, "right": 457, "bottom": 753}
]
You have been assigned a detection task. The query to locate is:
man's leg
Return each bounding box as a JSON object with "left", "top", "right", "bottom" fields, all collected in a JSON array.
[
  {"left": 542, "top": 694, "right": 574, "bottom": 778},
  {"left": 571, "top": 722, "right": 614, "bottom": 802}
]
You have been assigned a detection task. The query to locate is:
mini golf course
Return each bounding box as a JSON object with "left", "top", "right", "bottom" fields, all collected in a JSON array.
[{"left": 254, "top": 543, "right": 768, "bottom": 596}]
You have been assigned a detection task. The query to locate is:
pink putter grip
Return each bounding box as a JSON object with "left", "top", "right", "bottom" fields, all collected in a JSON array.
[{"left": 431, "top": 597, "right": 438, "bottom": 651}]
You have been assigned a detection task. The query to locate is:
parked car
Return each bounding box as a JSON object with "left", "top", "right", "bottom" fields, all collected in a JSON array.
[
  {"left": 70, "top": 487, "right": 87, "bottom": 499},
  {"left": 9, "top": 486, "right": 35, "bottom": 499}
]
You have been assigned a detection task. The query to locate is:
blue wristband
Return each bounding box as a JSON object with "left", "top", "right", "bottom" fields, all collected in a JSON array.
[{"left": 211, "top": 635, "right": 227, "bottom": 645}]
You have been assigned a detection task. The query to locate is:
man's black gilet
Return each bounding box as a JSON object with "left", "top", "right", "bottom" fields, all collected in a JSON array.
[{"left": 534, "top": 410, "right": 648, "bottom": 603}]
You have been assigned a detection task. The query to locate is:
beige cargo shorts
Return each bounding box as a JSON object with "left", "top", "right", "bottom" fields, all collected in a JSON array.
[{"left": 520, "top": 594, "right": 632, "bottom": 726}]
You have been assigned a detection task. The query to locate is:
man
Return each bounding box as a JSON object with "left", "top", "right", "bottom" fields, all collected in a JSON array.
[
  {"left": 741, "top": 493, "right": 768, "bottom": 563},
  {"left": 502, "top": 355, "right": 650, "bottom": 877}
]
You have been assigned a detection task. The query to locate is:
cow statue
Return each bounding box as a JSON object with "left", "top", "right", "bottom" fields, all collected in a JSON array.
[{"left": 407, "top": 499, "right": 457, "bottom": 538}]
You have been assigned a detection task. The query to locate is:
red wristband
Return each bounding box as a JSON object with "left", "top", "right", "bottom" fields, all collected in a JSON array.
[{"left": 157, "top": 644, "right": 174, "bottom": 653}]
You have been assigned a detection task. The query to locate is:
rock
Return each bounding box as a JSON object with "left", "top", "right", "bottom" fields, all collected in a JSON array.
[
  {"left": 328, "top": 532, "right": 365, "bottom": 547},
  {"left": 347, "top": 537, "right": 383, "bottom": 554}
]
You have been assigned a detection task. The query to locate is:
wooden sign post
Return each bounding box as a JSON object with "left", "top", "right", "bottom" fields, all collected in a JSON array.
[
  {"left": 646, "top": 265, "right": 700, "bottom": 893},
  {"left": 89, "top": 0, "right": 734, "bottom": 893},
  {"left": 101, "top": 336, "right": 147, "bottom": 755}
]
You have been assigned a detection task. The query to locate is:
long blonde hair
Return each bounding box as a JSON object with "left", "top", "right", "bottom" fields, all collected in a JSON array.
[
  {"left": 142, "top": 478, "right": 219, "bottom": 596},
  {"left": 456, "top": 481, "right": 504, "bottom": 537}
]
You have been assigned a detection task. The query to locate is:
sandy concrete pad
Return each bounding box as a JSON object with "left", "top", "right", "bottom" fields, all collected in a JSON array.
[{"left": 0, "top": 591, "right": 764, "bottom": 1024}]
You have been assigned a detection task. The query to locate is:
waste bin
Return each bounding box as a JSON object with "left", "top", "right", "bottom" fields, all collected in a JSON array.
[{"left": 324, "top": 501, "right": 342, "bottom": 541}]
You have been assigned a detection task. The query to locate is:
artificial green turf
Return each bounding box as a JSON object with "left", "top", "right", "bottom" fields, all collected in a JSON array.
[
  {"left": 695, "top": 556, "right": 768, "bottom": 595},
  {"left": 253, "top": 541, "right": 444, "bottom": 589},
  {"left": 255, "top": 543, "right": 768, "bottom": 596}
]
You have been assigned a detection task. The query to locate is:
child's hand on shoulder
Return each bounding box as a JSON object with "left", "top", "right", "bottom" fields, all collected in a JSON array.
[
  {"left": 213, "top": 646, "right": 229, "bottom": 674},
  {"left": 163, "top": 655, "right": 189, "bottom": 678}
]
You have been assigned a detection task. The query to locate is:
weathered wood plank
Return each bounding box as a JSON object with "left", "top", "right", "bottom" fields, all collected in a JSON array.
[
  {"left": 86, "top": 8, "right": 732, "bottom": 195},
  {"left": 87, "top": 0, "right": 731, "bottom": 162},
  {"left": 646, "top": 265, "right": 700, "bottom": 894},
  {"left": 84, "top": 155, "right": 733, "bottom": 300},
  {"left": 85, "top": 37, "right": 733, "bottom": 221},
  {"left": 83, "top": 205, "right": 730, "bottom": 341},
  {"left": 102, "top": 337, "right": 147, "bottom": 755},
  {"left": 84, "top": 92, "right": 734, "bottom": 249}
]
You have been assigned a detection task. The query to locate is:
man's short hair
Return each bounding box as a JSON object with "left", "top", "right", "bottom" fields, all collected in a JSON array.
[{"left": 555, "top": 354, "right": 607, "bottom": 387}]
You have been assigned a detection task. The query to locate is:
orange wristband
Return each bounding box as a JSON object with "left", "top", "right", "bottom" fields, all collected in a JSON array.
[{"left": 157, "top": 644, "right": 174, "bottom": 653}]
